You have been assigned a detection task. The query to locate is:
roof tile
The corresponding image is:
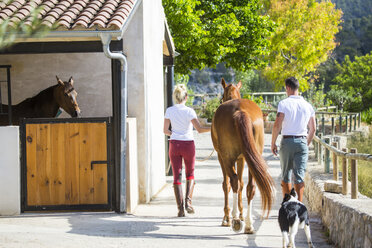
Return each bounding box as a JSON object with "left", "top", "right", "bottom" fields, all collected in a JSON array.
[{"left": 0, "top": 0, "right": 138, "bottom": 31}]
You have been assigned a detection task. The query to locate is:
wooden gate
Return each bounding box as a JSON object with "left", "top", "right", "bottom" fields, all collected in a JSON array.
[{"left": 21, "top": 118, "right": 112, "bottom": 211}]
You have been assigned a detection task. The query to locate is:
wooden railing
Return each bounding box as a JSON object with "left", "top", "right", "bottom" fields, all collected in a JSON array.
[
  {"left": 315, "top": 112, "right": 361, "bottom": 136},
  {"left": 313, "top": 134, "right": 372, "bottom": 199},
  {"left": 247, "top": 92, "right": 286, "bottom": 103},
  {"left": 262, "top": 109, "right": 362, "bottom": 136}
]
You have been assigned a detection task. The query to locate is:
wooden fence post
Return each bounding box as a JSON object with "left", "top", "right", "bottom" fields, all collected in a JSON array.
[
  {"left": 314, "top": 139, "right": 318, "bottom": 158},
  {"left": 321, "top": 114, "right": 325, "bottom": 135},
  {"left": 332, "top": 142, "right": 339, "bottom": 181},
  {"left": 339, "top": 115, "right": 342, "bottom": 133},
  {"left": 358, "top": 112, "right": 361, "bottom": 128},
  {"left": 353, "top": 114, "right": 357, "bottom": 131},
  {"left": 351, "top": 148, "right": 358, "bottom": 199},
  {"left": 345, "top": 115, "right": 348, "bottom": 134},
  {"left": 342, "top": 148, "right": 348, "bottom": 195},
  {"left": 349, "top": 115, "right": 352, "bottom": 132},
  {"left": 324, "top": 137, "right": 330, "bottom": 173},
  {"left": 318, "top": 133, "right": 323, "bottom": 166},
  {"left": 331, "top": 117, "right": 335, "bottom": 136}
]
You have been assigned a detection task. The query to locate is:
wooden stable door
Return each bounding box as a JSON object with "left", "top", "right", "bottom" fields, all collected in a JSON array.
[{"left": 25, "top": 122, "right": 109, "bottom": 208}]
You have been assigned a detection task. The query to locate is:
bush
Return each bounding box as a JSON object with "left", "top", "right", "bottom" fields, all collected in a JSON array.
[
  {"left": 200, "top": 97, "right": 220, "bottom": 122},
  {"left": 347, "top": 130, "right": 372, "bottom": 198},
  {"left": 361, "top": 108, "right": 372, "bottom": 124}
]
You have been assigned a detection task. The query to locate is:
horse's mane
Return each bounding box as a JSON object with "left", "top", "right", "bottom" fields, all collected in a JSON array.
[{"left": 17, "top": 85, "right": 57, "bottom": 107}]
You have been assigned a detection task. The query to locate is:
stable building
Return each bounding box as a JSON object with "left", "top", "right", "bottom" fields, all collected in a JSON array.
[{"left": 0, "top": 0, "right": 175, "bottom": 215}]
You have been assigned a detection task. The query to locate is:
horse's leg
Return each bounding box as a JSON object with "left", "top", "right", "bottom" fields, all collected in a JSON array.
[
  {"left": 227, "top": 159, "right": 243, "bottom": 232},
  {"left": 237, "top": 155, "right": 245, "bottom": 221},
  {"left": 219, "top": 154, "right": 231, "bottom": 226},
  {"left": 245, "top": 171, "right": 256, "bottom": 234}
]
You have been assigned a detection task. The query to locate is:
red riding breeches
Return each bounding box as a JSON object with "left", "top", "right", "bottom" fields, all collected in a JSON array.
[{"left": 169, "top": 140, "right": 195, "bottom": 185}]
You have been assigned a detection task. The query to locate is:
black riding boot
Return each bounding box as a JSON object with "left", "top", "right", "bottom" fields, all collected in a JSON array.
[
  {"left": 185, "top": 179, "right": 195, "bottom": 214},
  {"left": 173, "top": 184, "right": 185, "bottom": 217}
]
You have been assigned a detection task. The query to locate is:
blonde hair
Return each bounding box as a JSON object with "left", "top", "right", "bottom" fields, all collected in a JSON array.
[{"left": 173, "top": 84, "right": 188, "bottom": 104}]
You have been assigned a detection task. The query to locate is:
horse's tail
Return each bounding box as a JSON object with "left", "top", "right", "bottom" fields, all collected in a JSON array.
[{"left": 233, "top": 110, "right": 275, "bottom": 217}]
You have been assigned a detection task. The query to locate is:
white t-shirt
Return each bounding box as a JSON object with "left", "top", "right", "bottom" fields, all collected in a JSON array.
[
  {"left": 165, "top": 104, "right": 197, "bottom": 141},
  {"left": 277, "top": 95, "right": 315, "bottom": 136}
]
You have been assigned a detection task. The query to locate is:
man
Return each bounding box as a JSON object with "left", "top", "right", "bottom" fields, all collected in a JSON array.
[{"left": 271, "top": 77, "right": 316, "bottom": 202}]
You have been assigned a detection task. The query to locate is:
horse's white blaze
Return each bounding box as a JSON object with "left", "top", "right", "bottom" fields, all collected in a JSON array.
[
  {"left": 232, "top": 193, "right": 238, "bottom": 218},
  {"left": 245, "top": 202, "right": 253, "bottom": 228}
]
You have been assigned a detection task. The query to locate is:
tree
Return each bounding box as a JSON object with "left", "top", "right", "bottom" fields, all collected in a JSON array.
[
  {"left": 262, "top": 0, "right": 342, "bottom": 91},
  {"left": 163, "top": 0, "right": 275, "bottom": 74},
  {"left": 0, "top": 1, "right": 52, "bottom": 50},
  {"left": 333, "top": 53, "right": 372, "bottom": 111}
]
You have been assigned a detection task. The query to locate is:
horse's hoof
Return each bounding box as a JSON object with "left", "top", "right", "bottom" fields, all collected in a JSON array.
[
  {"left": 244, "top": 226, "right": 255, "bottom": 234},
  {"left": 232, "top": 219, "right": 243, "bottom": 233},
  {"left": 239, "top": 214, "right": 245, "bottom": 221},
  {"left": 221, "top": 219, "right": 231, "bottom": 227}
]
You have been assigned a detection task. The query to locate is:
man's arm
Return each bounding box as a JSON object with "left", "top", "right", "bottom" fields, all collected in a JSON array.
[
  {"left": 307, "top": 116, "right": 316, "bottom": 146},
  {"left": 271, "top": 112, "right": 284, "bottom": 156}
]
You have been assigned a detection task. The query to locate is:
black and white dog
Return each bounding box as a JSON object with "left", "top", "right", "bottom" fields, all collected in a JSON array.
[{"left": 278, "top": 188, "right": 314, "bottom": 248}]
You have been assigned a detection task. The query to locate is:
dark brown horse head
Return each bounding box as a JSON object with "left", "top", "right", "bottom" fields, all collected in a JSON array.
[
  {"left": 55, "top": 76, "right": 80, "bottom": 117},
  {"left": 221, "top": 78, "right": 242, "bottom": 102}
]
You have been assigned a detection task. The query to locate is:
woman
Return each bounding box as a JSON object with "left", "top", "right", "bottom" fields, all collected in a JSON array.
[{"left": 163, "top": 84, "right": 211, "bottom": 217}]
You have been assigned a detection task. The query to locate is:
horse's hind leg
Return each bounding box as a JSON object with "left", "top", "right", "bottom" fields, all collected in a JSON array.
[
  {"left": 237, "top": 155, "right": 245, "bottom": 221},
  {"left": 245, "top": 171, "right": 256, "bottom": 234},
  {"left": 219, "top": 154, "right": 231, "bottom": 226},
  {"left": 226, "top": 160, "right": 243, "bottom": 232}
]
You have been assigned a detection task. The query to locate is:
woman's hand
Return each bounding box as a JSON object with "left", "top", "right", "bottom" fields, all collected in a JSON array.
[{"left": 191, "top": 118, "right": 211, "bottom": 133}]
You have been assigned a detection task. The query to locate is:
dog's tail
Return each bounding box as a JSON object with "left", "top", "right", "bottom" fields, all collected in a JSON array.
[{"left": 233, "top": 110, "right": 275, "bottom": 217}]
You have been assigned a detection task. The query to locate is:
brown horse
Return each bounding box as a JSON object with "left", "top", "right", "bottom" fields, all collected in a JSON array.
[
  {"left": 211, "top": 78, "right": 275, "bottom": 234},
  {"left": 0, "top": 76, "right": 80, "bottom": 125}
]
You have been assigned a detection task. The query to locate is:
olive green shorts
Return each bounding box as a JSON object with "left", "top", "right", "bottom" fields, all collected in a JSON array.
[{"left": 279, "top": 137, "right": 308, "bottom": 184}]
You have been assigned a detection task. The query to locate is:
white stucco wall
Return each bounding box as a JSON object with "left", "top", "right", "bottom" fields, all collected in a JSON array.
[
  {"left": 126, "top": 118, "right": 138, "bottom": 213},
  {"left": 0, "top": 126, "right": 20, "bottom": 215},
  {"left": 0, "top": 53, "right": 112, "bottom": 118},
  {"left": 143, "top": 0, "right": 167, "bottom": 199},
  {"left": 123, "top": 0, "right": 166, "bottom": 202}
]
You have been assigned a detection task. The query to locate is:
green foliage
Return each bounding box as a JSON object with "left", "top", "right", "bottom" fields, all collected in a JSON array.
[
  {"left": 327, "top": 85, "right": 362, "bottom": 112},
  {"left": 334, "top": 53, "right": 372, "bottom": 111},
  {"left": 200, "top": 97, "right": 220, "bottom": 122},
  {"left": 0, "top": 1, "right": 54, "bottom": 49},
  {"left": 332, "top": 0, "right": 372, "bottom": 60},
  {"left": 163, "top": 0, "right": 275, "bottom": 74},
  {"left": 174, "top": 73, "right": 195, "bottom": 106},
  {"left": 235, "top": 70, "right": 274, "bottom": 97},
  {"left": 303, "top": 83, "right": 330, "bottom": 110},
  {"left": 262, "top": 0, "right": 342, "bottom": 91},
  {"left": 347, "top": 130, "right": 372, "bottom": 198},
  {"left": 314, "top": 0, "right": 372, "bottom": 91},
  {"left": 361, "top": 108, "right": 372, "bottom": 124}
]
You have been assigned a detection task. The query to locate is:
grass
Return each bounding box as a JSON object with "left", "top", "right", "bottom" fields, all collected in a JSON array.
[{"left": 347, "top": 126, "right": 372, "bottom": 198}]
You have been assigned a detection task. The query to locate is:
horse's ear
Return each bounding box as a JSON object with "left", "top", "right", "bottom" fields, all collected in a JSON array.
[
  {"left": 56, "top": 76, "right": 64, "bottom": 86},
  {"left": 68, "top": 76, "right": 74, "bottom": 86},
  {"left": 221, "top": 78, "right": 227, "bottom": 89},
  {"left": 236, "top": 81, "right": 242, "bottom": 90}
]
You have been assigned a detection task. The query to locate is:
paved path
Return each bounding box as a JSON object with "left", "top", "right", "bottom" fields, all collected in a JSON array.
[{"left": 0, "top": 132, "right": 333, "bottom": 248}]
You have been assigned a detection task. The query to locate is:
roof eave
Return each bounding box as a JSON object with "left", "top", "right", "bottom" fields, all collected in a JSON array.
[{"left": 13, "top": 0, "right": 142, "bottom": 43}]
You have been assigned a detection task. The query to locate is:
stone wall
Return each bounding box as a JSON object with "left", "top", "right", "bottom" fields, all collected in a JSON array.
[{"left": 305, "top": 161, "right": 372, "bottom": 247}]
